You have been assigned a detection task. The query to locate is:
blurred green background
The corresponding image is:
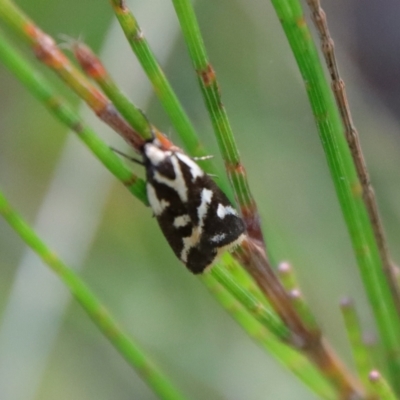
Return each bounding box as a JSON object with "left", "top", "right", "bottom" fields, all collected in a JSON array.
[{"left": 1, "top": 0, "right": 400, "bottom": 399}]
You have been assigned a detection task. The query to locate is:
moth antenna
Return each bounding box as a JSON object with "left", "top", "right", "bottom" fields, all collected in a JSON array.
[{"left": 110, "top": 147, "right": 144, "bottom": 165}]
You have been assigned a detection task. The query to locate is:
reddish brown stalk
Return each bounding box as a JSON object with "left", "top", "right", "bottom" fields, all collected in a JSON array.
[
  {"left": 303, "top": 338, "right": 366, "bottom": 400},
  {"left": 234, "top": 237, "right": 318, "bottom": 345},
  {"left": 234, "top": 237, "right": 364, "bottom": 399},
  {"left": 305, "top": 0, "right": 400, "bottom": 315},
  {"left": 23, "top": 23, "right": 144, "bottom": 151},
  {"left": 72, "top": 41, "right": 107, "bottom": 80},
  {"left": 71, "top": 41, "right": 153, "bottom": 140}
]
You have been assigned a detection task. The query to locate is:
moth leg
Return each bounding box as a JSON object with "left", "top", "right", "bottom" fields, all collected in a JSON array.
[{"left": 110, "top": 146, "right": 144, "bottom": 165}]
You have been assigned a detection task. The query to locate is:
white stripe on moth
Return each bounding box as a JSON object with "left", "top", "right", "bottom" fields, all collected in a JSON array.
[
  {"left": 210, "top": 233, "right": 227, "bottom": 243},
  {"left": 203, "top": 233, "right": 246, "bottom": 272},
  {"left": 147, "top": 183, "right": 170, "bottom": 216},
  {"left": 173, "top": 214, "right": 191, "bottom": 228},
  {"left": 180, "top": 188, "right": 213, "bottom": 262},
  {"left": 197, "top": 188, "right": 213, "bottom": 225},
  {"left": 176, "top": 152, "right": 204, "bottom": 181},
  {"left": 153, "top": 155, "right": 188, "bottom": 202},
  {"left": 216, "top": 204, "right": 238, "bottom": 219},
  {"left": 144, "top": 143, "right": 171, "bottom": 166}
]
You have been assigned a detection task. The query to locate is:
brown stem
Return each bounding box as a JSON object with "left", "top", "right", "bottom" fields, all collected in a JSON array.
[
  {"left": 304, "top": 338, "right": 366, "bottom": 400},
  {"left": 23, "top": 21, "right": 144, "bottom": 150},
  {"left": 234, "top": 237, "right": 365, "bottom": 399},
  {"left": 305, "top": 0, "right": 400, "bottom": 316},
  {"left": 234, "top": 237, "right": 318, "bottom": 346}
]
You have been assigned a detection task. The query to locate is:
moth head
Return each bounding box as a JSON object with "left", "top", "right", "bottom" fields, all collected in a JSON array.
[{"left": 143, "top": 142, "right": 171, "bottom": 166}]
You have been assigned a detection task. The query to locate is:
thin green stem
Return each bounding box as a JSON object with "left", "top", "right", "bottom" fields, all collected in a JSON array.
[
  {"left": 0, "top": 29, "right": 147, "bottom": 204},
  {"left": 306, "top": 0, "right": 400, "bottom": 316},
  {"left": 369, "top": 370, "right": 397, "bottom": 400},
  {"left": 277, "top": 261, "right": 300, "bottom": 292},
  {"left": 340, "top": 298, "right": 376, "bottom": 393},
  {"left": 0, "top": 0, "right": 145, "bottom": 150},
  {"left": 170, "top": 0, "right": 264, "bottom": 246},
  {"left": 207, "top": 264, "right": 291, "bottom": 342},
  {"left": 277, "top": 262, "right": 318, "bottom": 331},
  {"left": 0, "top": 190, "right": 187, "bottom": 400},
  {"left": 269, "top": 0, "right": 400, "bottom": 385},
  {"left": 235, "top": 238, "right": 363, "bottom": 399},
  {"left": 109, "top": 0, "right": 223, "bottom": 178},
  {"left": 72, "top": 41, "right": 152, "bottom": 140},
  {"left": 288, "top": 289, "right": 319, "bottom": 333},
  {"left": 0, "top": 28, "right": 288, "bottom": 347},
  {"left": 202, "top": 267, "right": 338, "bottom": 400}
]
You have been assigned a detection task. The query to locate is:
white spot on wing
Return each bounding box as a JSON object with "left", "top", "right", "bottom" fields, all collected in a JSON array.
[
  {"left": 144, "top": 143, "right": 171, "bottom": 166},
  {"left": 173, "top": 214, "right": 191, "bottom": 228},
  {"left": 203, "top": 233, "right": 246, "bottom": 272},
  {"left": 210, "top": 233, "right": 227, "bottom": 243},
  {"left": 181, "top": 227, "right": 201, "bottom": 262},
  {"left": 153, "top": 155, "right": 188, "bottom": 202},
  {"left": 147, "top": 183, "right": 170, "bottom": 216},
  {"left": 197, "top": 189, "right": 213, "bottom": 224},
  {"left": 180, "top": 188, "right": 213, "bottom": 262},
  {"left": 217, "top": 204, "right": 238, "bottom": 219},
  {"left": 176, "top": 152, "right": 204, "bottom": 181}
]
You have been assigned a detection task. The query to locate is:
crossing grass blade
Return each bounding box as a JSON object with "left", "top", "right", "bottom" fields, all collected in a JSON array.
[
  {"left": 269, "top": 0, "right": 400, "bottom": 389},
  {"left": 0, "top": 28, "right": 148, "bottom": 204},
  {"left": 109, "top": 0, "right": 230, "bottom": 194},
  {"left": 0, "top": 189, "right": 188, "bottom": 400},
  {"left": 170, "top": 0, "right": 265, "bottom": 248}
]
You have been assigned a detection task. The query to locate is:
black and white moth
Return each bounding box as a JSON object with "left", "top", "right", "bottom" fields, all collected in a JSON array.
[{"left": 141, "top": 135, "right": 245, "bottom": 274}]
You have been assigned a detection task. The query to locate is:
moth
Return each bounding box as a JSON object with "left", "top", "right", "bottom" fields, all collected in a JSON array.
[{"left": 141, "top": 134, "right": 246, "bottom": 274}]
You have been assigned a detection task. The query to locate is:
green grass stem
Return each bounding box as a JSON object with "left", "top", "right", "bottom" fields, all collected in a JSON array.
[
  {"left": 72, "top": 41, "right": 152, "bottom": 140},
  {"left": 170, "top": 0, "right": 264, "bottom": 245},
  {"left": 108, "top": 1, "right": 221, "bottom": 173},
  {"left": 208, "top": 263, "right": 291, "bottom": 341},
  {"left": 369, "top": 370, "right": 397, "bottom": 400},
  {"left": 269, "top": 0, "right": 400, "bottom": 385},
  {"left": 0, "top": 28, "right": 293, "bottom": 346},
  {"left": 0, "top": 189, "right": 188, "bottom": 400},
  {"left": 0, "top": 0, "right": 145, "bottom": 151},
  {"left": 277, "top": 261, "right": 301, "bottom": 292},
  {"left": 340, "top": 298, "right": 376, "bottom": 392},
  {"left": 202, "top": 268, "right": 337, "bottom": 400},
  {"left": 0, "top": 29, "right": 148, "bottom": 204},
  {"left": 288, "top": 289, "right": 319, "bottom": 333}
]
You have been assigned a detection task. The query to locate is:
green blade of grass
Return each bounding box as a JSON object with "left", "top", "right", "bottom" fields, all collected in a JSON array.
[
  {"left": 0, "top": 27, "right": 294, "bottom": 344},
  {"left": 340, "top": 298, "right": 376, "bottom": 393},
  {"left": 203, "top": 264, "right": 338, "bottom": 400},
  {"left": 208, "top": 263, "right": 291, "bottom": 341},
  {"left": 0, "top": 2, "right": 368, "bottom": 396},
  {"left": 369, "top": 370, "right": 397, "bottom": 400},
  {"left": 71, "top": 40, "right": 153, "bottom": 140},
  {"left": 170, "top": 0, "right": 265, "bottom": 246},
  {"left": 0, "top": 0, "right": 145, "bottom": 150},
  {"left": 0, "top": 32, "right": 343, "bottom": 395},
  {"left": 0, "top": 189, "right": 188, "bottom": 400},
  {"left": 0, "top": 29, "right": 148, "bottom": 204},
  {"left": 269, "top": 0, "right": 400, "bottom": 386},
  {"left": 163, "top": 5, "right": 366, "bottom": 397},
  {"left": 108, "top": 1, "right": 225, "bottom": 177},
  {"left": 0, "top": 182, "right": 337, "bottom": 400},
  {"left": 306, "top": 0, "right": 400, "bottom": 320}
]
